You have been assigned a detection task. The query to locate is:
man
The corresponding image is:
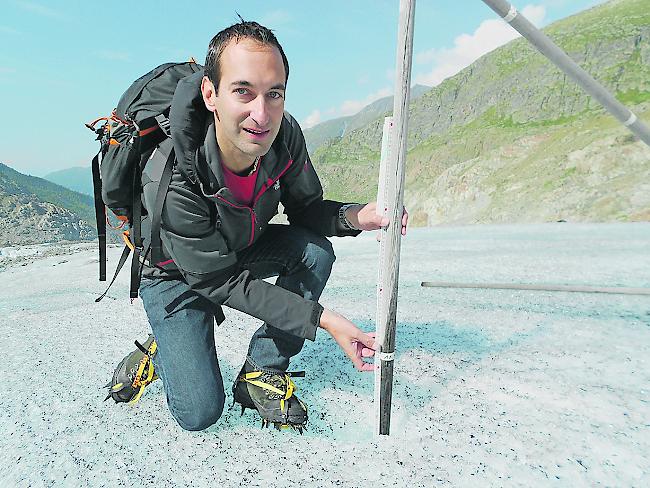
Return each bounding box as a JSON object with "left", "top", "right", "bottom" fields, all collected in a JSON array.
[{"left": 113, "top": 20, "right": 408, "bottom": 432}]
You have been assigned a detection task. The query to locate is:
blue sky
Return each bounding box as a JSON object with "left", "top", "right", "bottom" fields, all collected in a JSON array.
[{"left": 0, "top": 0, "right": 605, "bottom": 176}]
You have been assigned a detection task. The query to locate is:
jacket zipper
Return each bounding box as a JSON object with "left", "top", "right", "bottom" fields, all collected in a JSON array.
[
  {"left": 251, "top": 159, "right": 293, "bottom": 206},
  {"left": 215, "top": 195, "right": 257, "bottom": 247},
  {"left": 211, "top": 158, "right": 294, "bottom": 248}
]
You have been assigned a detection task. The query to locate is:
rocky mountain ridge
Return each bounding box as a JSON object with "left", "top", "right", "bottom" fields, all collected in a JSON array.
[
  {"left": 0, "top": 163, "right": 96, "bottom": 246},
  {"left": 310, "top": 0, "right": 650, "bottom": 224}
]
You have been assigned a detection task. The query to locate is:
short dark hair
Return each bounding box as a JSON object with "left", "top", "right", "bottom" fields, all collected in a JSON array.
[{"left": 204, "top": 18, "right": 289, "bottom": 92}]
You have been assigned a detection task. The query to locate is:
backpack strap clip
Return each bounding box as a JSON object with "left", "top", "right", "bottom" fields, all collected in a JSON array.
[{"left": 154, "top": 114, "right": 172, "bottom": 137}]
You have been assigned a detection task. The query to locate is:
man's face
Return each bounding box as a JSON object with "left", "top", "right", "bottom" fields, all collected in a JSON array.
[{"left": 202, "top": 38, "right": 286, "bottom": 167}]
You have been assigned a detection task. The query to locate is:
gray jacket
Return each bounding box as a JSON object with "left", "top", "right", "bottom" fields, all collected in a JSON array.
[{"left": 142, "top": 72, "right": 359, "bottom": 341}]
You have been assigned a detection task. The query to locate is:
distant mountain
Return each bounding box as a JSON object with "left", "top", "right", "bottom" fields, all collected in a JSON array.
[
  {"left": 310, "top": 0, "right": 650, "bottom": 225},
  {"left": 304, "top": 116, "right": 352, "bottom": 155},
  {"left": 44, "top": 166, "right": 93, "bottom": 196},
  {"left": 0, "top": 162, "right": 96, "bottom": 246},
  {"left": 304, "top": 84, "right": 430, "bottom": 153}
]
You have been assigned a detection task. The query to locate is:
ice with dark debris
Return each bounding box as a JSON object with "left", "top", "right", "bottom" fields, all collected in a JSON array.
[{"left": 0, "top": 224, "right": 649, "bottom": 487}]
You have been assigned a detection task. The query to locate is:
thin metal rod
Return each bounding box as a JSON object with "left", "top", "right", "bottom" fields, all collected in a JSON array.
[
  {"left": 421, "top": 282, "right": 650, "bottom": 296},
  {"left": 481, "top": 0, "right": 650, "bottom": 147},
  {"left": 375, "top": 0, "right": 416, "bottom": 437}
]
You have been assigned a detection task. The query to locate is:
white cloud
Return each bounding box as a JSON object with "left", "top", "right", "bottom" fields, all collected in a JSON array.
[
  {"left": 339, "top": 87, "right": 392, "bottom": 117},
  {"left": 303, "top": 110, "right": 322, "bottom": 129},
  {"left": 303, "top": 86, "right": 392, "bottom": 129},
  {"left": 414, "top": 4, "right": 546, "bottom": 87},
  {"left": 16, "top": 1, "right": 65, "bottom": 19},
  {"left": 521, "top": 5, "right": 546, "bottom": 24}
]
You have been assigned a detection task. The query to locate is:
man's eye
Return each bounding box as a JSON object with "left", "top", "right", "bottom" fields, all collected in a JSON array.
[
  {"left": 268, "top": 91, "right": 284, "bottom": 100},
  {"left": 235, "top": 88, "right": 248, "bottom": 95}
]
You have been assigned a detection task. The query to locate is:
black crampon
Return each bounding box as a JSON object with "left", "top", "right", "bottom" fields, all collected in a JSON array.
[
  {"left": 233, "top": 366, "right": 308, "bottom": 434},
  {"left": 104, "top": 334, "right": 159, "bottom": 404}
]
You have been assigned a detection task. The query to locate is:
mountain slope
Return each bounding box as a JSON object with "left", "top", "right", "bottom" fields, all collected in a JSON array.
[
  {"left": 0, "top": 163, "right": 96, "bottom": 246},
  {"left": 304, "top": 85, "right": 430, "bottom": 153},
  {"left": 304, "top": 116, "right": 353, "bottom": 154},
  {"left": 311, "top": 0, "right": 650, "bottom": 224}
]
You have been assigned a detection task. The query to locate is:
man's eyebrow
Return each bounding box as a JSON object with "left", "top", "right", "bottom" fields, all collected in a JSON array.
[{"left": 230, "top": 80, "right": 286, "bottom": 91}]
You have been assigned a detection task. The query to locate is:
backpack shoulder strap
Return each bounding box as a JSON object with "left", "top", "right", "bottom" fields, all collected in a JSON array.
[
  {"left": 149, "top": 147, "right": 175, "bottom": 266},
  {"left": 91, "top": 149, "right": 107, "bottom": 281},
  {"left": 129, "top": 145, "right": 146, "bottom": 299}
]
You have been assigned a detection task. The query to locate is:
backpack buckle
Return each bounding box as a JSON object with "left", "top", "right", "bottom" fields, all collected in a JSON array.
[{"left": 154, "top": 114, "right": 171, "bottom": 137}]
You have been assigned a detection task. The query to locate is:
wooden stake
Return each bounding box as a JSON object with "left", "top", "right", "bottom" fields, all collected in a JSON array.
[{"left": 375, "top": 0, "right": 416, "bottom": 437}]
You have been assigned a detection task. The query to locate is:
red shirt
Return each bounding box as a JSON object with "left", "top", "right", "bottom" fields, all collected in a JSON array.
[{"left": 221, "top": 159, "right": 260, "bottom": 207}]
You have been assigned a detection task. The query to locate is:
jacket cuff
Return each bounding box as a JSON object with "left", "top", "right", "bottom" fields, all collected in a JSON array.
[{"left": 305, "top": 302, "right": 324, "bottom": 341}]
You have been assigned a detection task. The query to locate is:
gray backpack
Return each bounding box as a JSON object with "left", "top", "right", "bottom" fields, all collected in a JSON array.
[{"left": 86, "top": 61, "right": 202, "bottom": 300}]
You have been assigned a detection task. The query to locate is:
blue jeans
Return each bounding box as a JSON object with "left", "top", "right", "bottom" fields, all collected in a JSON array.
[{"left": 139, "top": 225, "right": 335, "bottom": 431}]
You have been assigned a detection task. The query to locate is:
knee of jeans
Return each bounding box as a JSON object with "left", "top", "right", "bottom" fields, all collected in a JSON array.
[
  {"left": 173, "top": 397, "right": 225, "bottom": 432},
  {"left": 305, "top": 238, "right": 336, "bottom": 273}
]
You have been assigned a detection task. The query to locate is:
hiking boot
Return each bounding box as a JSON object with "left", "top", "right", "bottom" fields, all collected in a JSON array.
[
  {"left": 105, "top": 334, "right": 159, "bottom": 404},
  {"left": 233, "top": 361, "right": 308, "bottom": 433}
]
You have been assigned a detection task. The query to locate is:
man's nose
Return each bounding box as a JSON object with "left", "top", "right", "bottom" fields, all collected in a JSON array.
[{"left": 250, "top": 96, "right": 270, "bottom": 127}]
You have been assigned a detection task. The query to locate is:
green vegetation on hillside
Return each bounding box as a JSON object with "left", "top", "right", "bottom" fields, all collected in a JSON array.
[
  {"left": 310, "top": 0, "right": 650, "bottom": 224},
  {"left": 0, "top": 163, "right": 96, "bottom": 226}
]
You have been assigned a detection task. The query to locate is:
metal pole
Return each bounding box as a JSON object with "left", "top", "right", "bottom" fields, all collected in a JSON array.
[
  {"left": 481, "top": 0, "right": 650, "bottom": 147},
  {"left": 375, "top": 0, "right": 416, "bottom": 436},
  {"left": 421, "top": 281, "right": 650, "bottom": 296}
]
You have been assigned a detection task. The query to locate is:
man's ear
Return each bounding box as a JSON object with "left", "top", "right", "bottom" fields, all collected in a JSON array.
[{"left": 201, "top": 76, "right": 218, "bottom": 113}]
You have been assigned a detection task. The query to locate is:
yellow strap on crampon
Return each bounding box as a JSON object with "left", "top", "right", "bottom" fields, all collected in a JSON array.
[
  {"left": 242, "top": 371, "right": 297, "bottom": 414},
  {"left": 128, "top": 340, "right": 158, "bottom": 405}
]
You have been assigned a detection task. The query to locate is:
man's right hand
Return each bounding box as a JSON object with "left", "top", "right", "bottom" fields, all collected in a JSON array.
[{"left": 319, "top": 308, "right": 378, "bottom": 372}]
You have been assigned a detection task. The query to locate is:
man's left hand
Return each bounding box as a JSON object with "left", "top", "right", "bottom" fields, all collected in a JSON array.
[{"left": 346, "top": 202, "right": 409, "bottom": 236}]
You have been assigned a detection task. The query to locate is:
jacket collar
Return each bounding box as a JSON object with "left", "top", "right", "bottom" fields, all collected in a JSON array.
[{"left": 197, "top": 121, "right": 290, "bottom": 195}]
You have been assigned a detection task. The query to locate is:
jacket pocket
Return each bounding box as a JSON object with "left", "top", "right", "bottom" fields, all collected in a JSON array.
[
  {"left": 250, "top": 184, "right": 282, "bottom": 242},
  {"left": 210, "top": 189, "right": 256, "bottom": 252}
]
